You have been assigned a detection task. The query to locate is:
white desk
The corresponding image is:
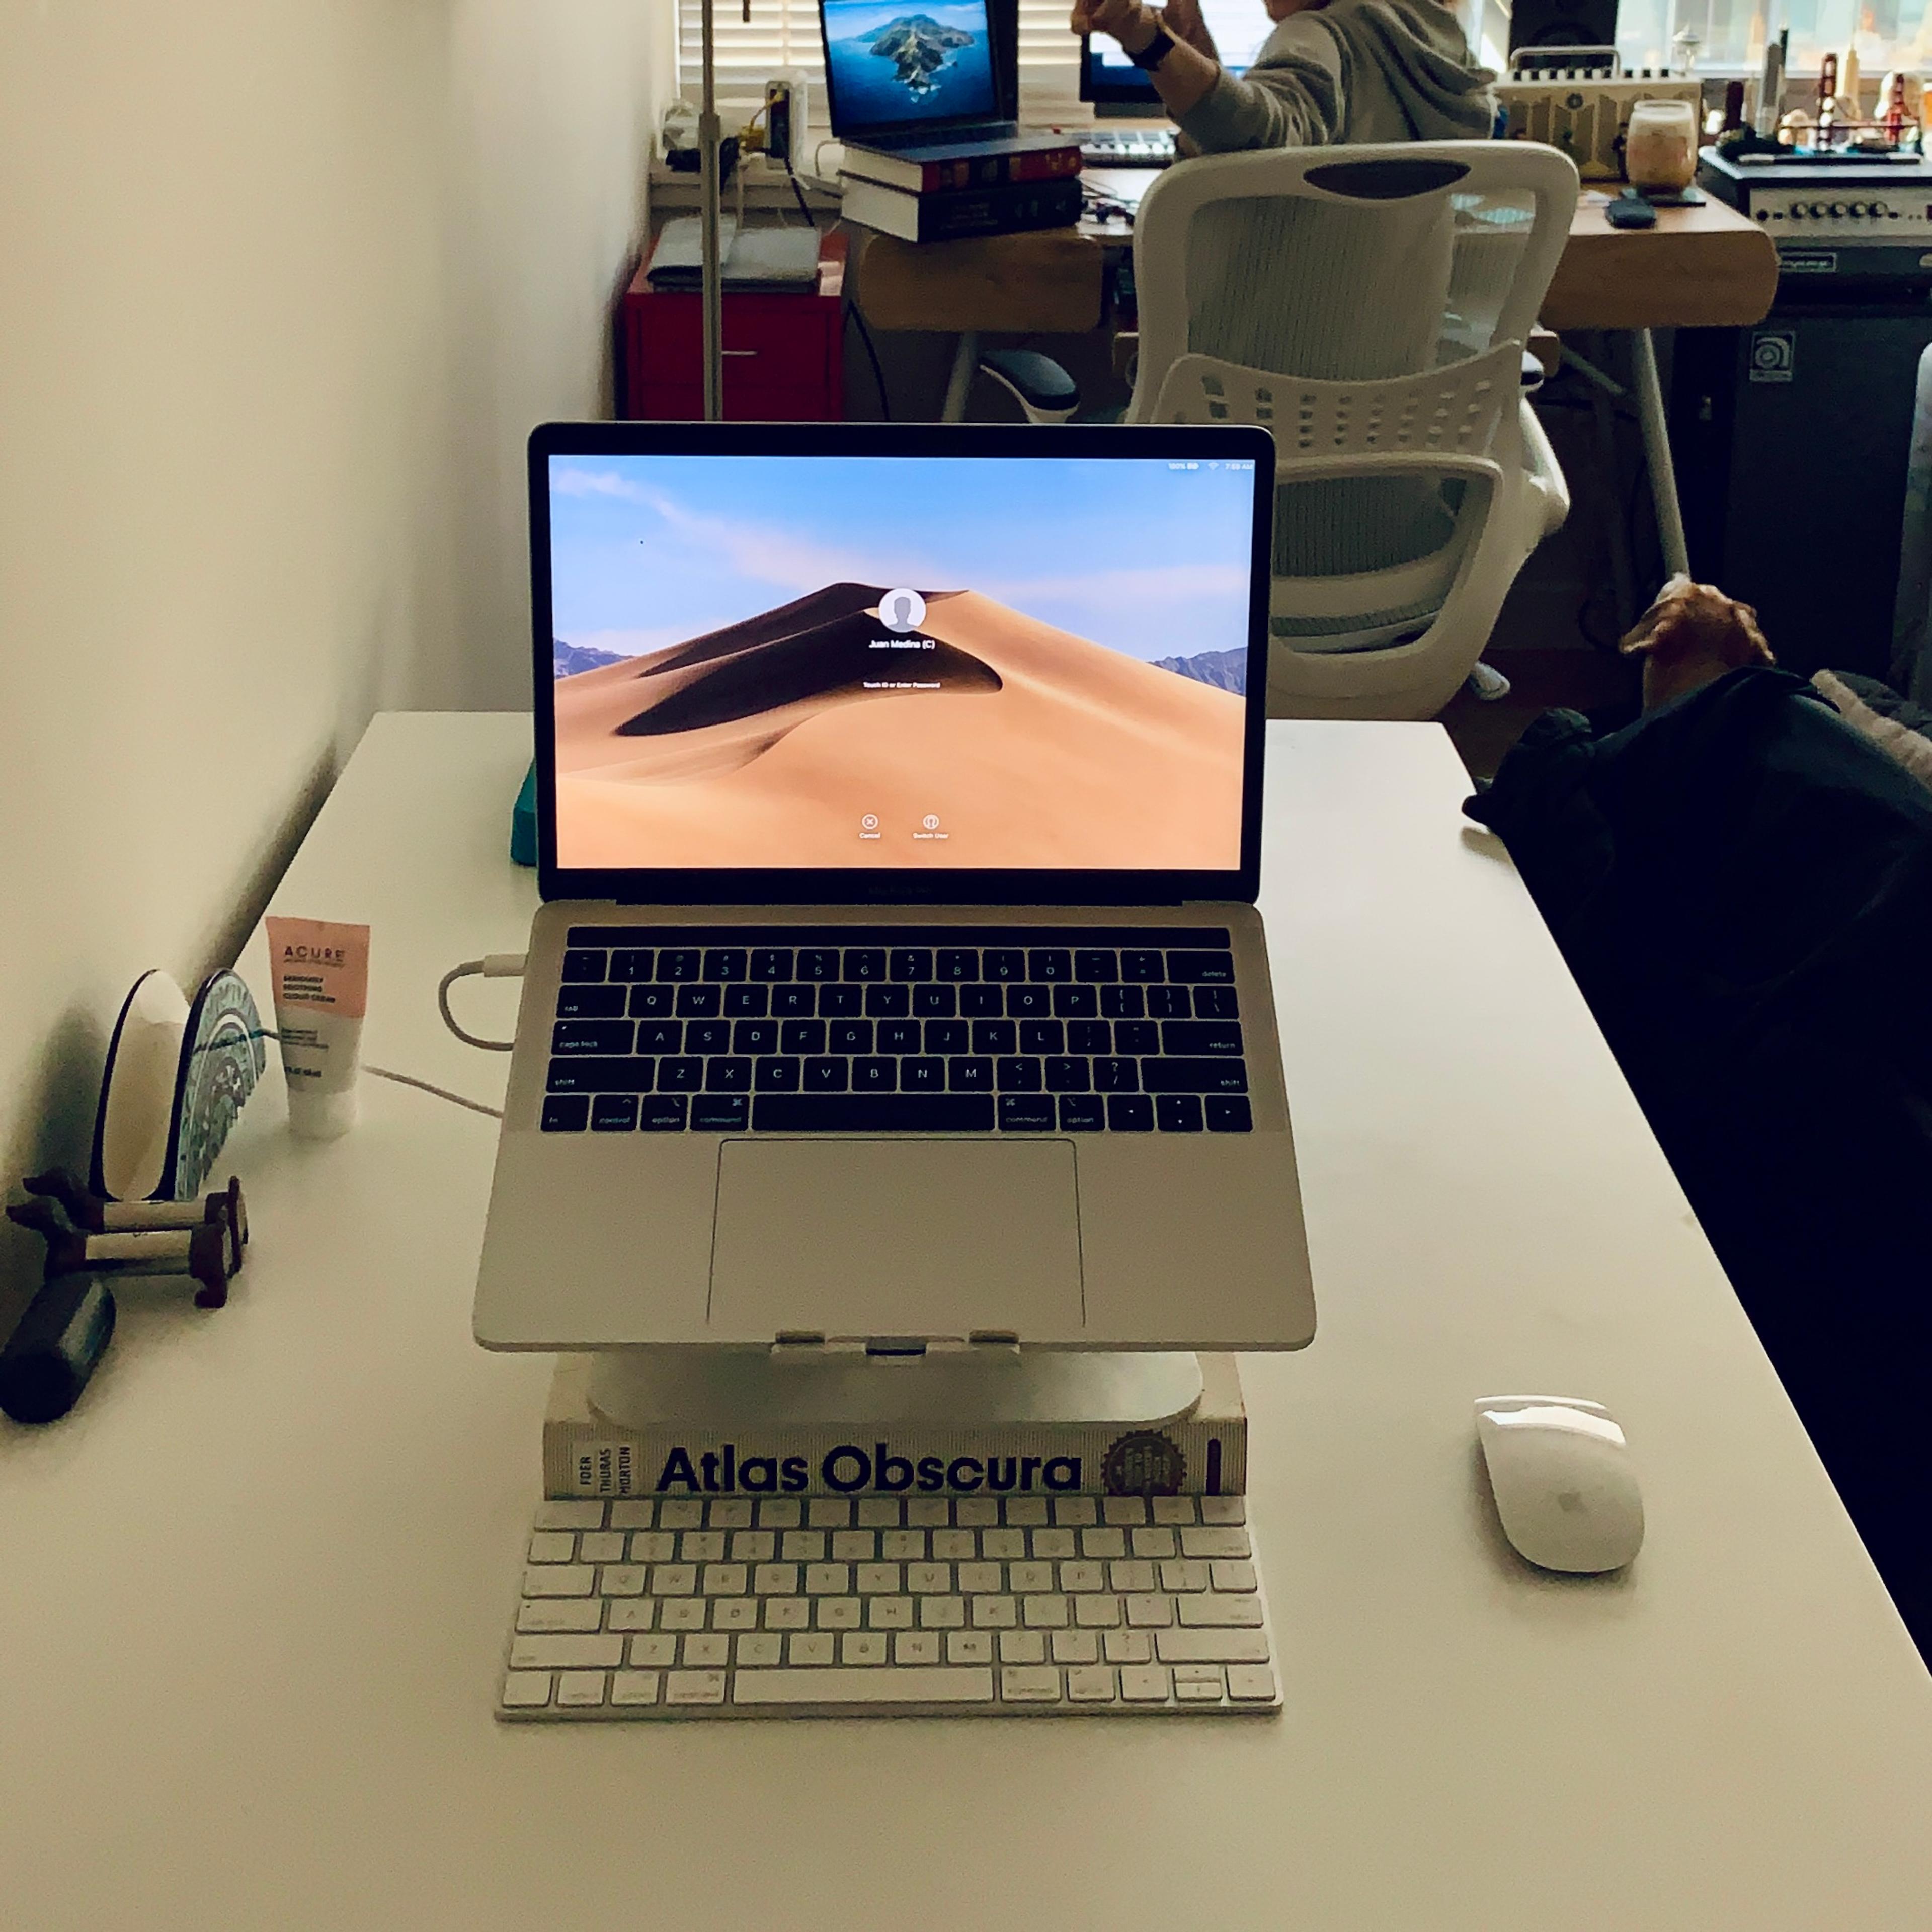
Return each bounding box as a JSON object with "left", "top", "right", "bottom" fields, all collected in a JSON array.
[{"left": 4, "top": 712, "right": 1928, "bottom": 1929}]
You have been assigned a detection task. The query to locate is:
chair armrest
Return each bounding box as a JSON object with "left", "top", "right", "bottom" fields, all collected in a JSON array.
[{"left": 1268, "top": 451, "right": 1506, "bottom": 488}]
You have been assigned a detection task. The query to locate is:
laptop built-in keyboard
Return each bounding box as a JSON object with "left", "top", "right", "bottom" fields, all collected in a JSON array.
[{"left": 540, "top": 927, "right": 1251, "bottom": 1136}]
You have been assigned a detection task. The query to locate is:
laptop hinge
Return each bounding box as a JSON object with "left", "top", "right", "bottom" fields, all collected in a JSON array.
[
  {"left": 606, "top": 894, "right": 1193, "bottom": 910},
  {"left": 769, "top": 1333, "right": 1023, "bottom": 1356}
]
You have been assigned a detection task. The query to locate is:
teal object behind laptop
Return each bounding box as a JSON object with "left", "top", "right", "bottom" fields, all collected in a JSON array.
[{"left": 512, "top": 764, "right": 537, "bottom": 867}]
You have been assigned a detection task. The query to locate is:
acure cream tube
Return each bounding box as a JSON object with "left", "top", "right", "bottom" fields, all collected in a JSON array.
[{"left": 266, "top": 917, "right": 369, "bottom": 1139}]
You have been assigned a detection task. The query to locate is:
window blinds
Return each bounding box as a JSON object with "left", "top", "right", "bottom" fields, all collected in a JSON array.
[
  {"left": 680, "top": 0, "right": 1932, "bottom": 122},
  {"left": 676, "top": 0, "right": 1089, "bottom": 123},
  {"left": 1014, "top": 0, "right": 1087, "bottom": 116}
]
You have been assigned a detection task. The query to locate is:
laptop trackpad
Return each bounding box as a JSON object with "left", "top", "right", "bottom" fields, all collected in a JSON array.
[{"left": 708, "top": 1139, "right": 1083, "bottom": 1341}]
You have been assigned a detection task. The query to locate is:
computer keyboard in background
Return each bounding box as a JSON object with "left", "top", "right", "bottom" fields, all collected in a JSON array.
[
  {"left": 501, "top": 1491, "right": 1279, "bottom": 1719},
  {"left": 541, "top": 927, "right": 1252, "bottom": 1137},
  {"left": 1079, "top": 126, "right": 1177, "bottom": 167}
]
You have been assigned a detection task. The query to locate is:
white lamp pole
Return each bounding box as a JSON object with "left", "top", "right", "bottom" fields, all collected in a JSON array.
[{"left": 698, "top": 0, "right": 724, "bottom": 421}]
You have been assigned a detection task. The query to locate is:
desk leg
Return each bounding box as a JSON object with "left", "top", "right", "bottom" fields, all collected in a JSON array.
[
  {"left": 1560, "top": 343, "right": 1640, "bottom": 634},
  {"left": 1631, "top": 328, "right": 1689, "bottom": 580},
  {"left": 942, "top": 331, "right": 980, "bottom": 424}
]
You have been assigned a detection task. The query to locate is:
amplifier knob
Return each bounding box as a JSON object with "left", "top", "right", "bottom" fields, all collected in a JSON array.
[
  {"left": 1850, "top": 201, "right": 1868, "bottom": 216},
  {"left": 1830, "top": 202, "right": 1847, "bottom": 216}
]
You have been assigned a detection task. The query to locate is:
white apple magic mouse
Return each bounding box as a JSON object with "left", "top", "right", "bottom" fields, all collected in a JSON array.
[{"left": 1475, "top": 1396, "right": 1645, "bottom": 1574}]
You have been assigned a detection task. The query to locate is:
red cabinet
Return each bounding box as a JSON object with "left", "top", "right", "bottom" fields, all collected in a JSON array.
[{"left": 620, "top": 228, "right": 846, "bottom": 422}]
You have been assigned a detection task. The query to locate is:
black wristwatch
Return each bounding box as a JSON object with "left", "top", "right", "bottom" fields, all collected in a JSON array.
[{"left": 1126, "top": 20, "right": 1177, "bottom": 69}]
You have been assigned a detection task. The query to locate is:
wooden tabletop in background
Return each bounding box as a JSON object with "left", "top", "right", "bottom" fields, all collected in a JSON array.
[
  {"left": 851, "top": 185, "right": 1780, "bottom": 339},
  {"left": 1542, "top": 194, "right": 1779, "bottom": 332}
]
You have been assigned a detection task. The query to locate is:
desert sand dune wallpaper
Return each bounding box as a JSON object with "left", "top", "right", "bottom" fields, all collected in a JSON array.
[{"left": 545, "top": 454, "right": 1256, "bottom": 870}]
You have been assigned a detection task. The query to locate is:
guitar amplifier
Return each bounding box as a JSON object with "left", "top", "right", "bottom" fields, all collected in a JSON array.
[
  {"left": 1696, "top": 144, "right": 1932, "bottom": 281},
  {"left": 1671, "top": 148, "right": 1932, "bottom": 678}
]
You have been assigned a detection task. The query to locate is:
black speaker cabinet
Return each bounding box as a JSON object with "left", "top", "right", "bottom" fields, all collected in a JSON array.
[
  {"left": 1671, "top": 304, "right": 1932, "bottom": 680},
  {"left": 1509, "top": 0, "right": 1618, "bottom": 51}
]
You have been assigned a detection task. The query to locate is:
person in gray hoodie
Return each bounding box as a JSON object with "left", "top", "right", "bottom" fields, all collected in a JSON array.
[{"left": 1069, "top": 0, "right": 1496, "bottom": 153}]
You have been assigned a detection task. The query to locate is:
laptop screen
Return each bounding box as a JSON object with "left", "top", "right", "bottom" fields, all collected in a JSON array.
[
  {"left": 532, "top": 425, "right": 1271, "bottom": 902},
  {"left": 819, "top": 0, "right": 1001, "bottom": 140}
]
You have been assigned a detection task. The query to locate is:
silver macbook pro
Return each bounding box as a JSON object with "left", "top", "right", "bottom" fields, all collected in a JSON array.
[
  {"left": 818, "top": 0, "right": 1016, "bottom": 155},
  {"left": 473, "top": 423, "right": 1315, "bottom": 1355}
]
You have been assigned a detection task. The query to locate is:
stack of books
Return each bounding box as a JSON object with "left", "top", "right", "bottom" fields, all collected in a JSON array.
[{"left": 840, "top": 132, "right": 1083, "bottom": 244}]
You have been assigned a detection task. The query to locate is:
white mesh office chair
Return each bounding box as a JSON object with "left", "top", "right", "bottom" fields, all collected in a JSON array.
[{"left": 984, "top": 143, "right": 1579, "bottom": 720}]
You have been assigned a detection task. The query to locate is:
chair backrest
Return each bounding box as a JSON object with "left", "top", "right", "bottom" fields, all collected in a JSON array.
[{"left": 1126, "top": 142, "right": 1579, "bottom": 426}]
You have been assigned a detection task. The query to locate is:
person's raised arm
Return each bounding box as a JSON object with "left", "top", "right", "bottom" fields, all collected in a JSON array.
[
  {"left": 1069, "top": 0, "right": 1344, "bottom": 149},
  {"left": 1071, "top": 0, "right": 1222, "bottom": 118},
  {"left": 1161, "top": 0, "right": 1222, "bottom": 62}
]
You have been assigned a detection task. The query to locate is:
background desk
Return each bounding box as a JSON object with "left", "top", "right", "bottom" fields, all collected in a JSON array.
[
  {"left": 1543, "top": 194, "right": 1779, "bottom": 331},
  {"left": 3, "top": 712, "right": 1927, "bottom": 1929},
  {"left": 852, "top": 182, "right": 1779, "bottom": 342}
]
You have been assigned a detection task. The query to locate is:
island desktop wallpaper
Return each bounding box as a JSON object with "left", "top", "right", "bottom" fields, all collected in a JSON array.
[
  {"left": 822, "top": 2, "right": 1000, "bottom": 125},
  {"left": 546, "top": 454, "right": 1255, "bottom": 871}
]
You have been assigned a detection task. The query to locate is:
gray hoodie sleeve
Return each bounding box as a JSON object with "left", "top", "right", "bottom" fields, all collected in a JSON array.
[
  {"left": 1172, "top": 16, "right": 1345, "bottom": 153},
  {"left": 1172, "top": 0, "right": 1497, "bottom": 155}
]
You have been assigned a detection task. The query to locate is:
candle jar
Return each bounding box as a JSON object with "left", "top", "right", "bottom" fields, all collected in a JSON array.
[{"left": 1625, "top": 99, "right": 1699, "bottom": 194}]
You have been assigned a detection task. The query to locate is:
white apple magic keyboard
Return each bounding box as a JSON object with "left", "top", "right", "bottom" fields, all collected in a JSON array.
[{"left": 501, "top": 1491, "right": 1280, "bottom": 1719}]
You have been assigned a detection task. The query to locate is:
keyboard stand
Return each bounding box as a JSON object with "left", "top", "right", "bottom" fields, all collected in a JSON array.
[{"left": 583, "top": 1345, "right": 1205, "bottom": 1431}]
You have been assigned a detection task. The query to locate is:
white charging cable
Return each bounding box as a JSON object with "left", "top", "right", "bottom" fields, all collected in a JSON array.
[
  {"left": 258, "top": 952, "right": 528, "bottom": 1123},
  {"left": 258, "top": 1029, "right": 509, "bottom": 1120},
  {"left": 438, "top": 953, "right": 527, "bottom": 1052},
  {"left": 361, "top": 1062, "right": 504, "bottom": 1119}
]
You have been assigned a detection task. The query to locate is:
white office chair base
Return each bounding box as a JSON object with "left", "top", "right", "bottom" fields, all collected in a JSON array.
[{"left": 950, "top": 339, "right": 1083, "bottom": 425}]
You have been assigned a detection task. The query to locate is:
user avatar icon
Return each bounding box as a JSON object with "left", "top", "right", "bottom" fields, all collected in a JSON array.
[{"left": 881, "top": 588, "right": 926, "bottom": 633}]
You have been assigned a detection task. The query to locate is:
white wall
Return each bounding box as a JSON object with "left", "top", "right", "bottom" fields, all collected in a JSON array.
[{"left": 0, "top": 1, "right": 673, "bottom": 1300}]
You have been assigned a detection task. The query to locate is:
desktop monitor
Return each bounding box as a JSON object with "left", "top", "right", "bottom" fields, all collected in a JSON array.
[
  {"left": 819, "top": 0, "right": 1003, "bottom": 143},
  {"left": 1081, "top": 0, "right": 1273, "bottom": 108}
]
